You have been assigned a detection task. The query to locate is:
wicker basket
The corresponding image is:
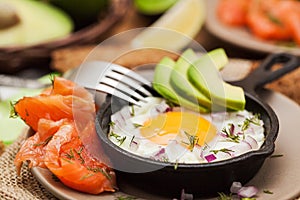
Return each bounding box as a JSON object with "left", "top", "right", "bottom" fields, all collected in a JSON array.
[{"left": 0, "top": 0, "right": 130, "bottom": 73}]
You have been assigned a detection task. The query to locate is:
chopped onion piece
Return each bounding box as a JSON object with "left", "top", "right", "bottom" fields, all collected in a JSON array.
[
  {"left": 150, "top": 148, "right": 167, "bottom": 161},
  {"left": 129, "top": 138, "right": 139, "bottom": 151},
  {"left": 166, "top": 140, "right": 187, "bottom": 162},
  {"left": 181, "top": 189, "right": 193, "bottom": 200},
  {"left": 230, "top": 182, "right": 242, "bottom": 193},
  {"left": 229, "top": 141, "right": 252, "bottom": 156},
  {"left": 244, "top": 135, "right": 258, "bottom": 149},
  {"left": 204, "top": 154, "right": 217, "bottom": 162},
  {"left": 238, "top": 186, "right": 258, "bottom": 198}
]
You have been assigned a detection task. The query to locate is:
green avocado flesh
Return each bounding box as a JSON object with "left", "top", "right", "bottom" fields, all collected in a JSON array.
[
  {"left": 153, "top": 48, "right": 245, "bottom": 112},
  {"left": 153, "top": 57, "right": 209, "bottom": 113},
  {"left": 170, "top": 49, "right": 211, "bottom": 109},
  {"left": 0, "top": 0, "right": 73, "bottom": 47},
  {"left": 188, "top": 53, "right": 245, "bottom": 111},
  {"left": 134, "top": 0, "right": 178, "bottom": 15}
]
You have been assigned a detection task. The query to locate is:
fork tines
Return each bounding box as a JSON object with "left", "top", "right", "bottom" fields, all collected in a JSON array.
[{"left": 97, "top": 65, "right": 153, "bottom": 106}]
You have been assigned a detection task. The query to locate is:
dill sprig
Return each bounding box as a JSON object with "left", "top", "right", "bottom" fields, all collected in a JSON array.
[
  {"left": 222, "top": 124, "right": 240, "bottom": 143},
  {"left": 217, "top": 192, "right": 232, "bottom": 200},
  {"left": 210, "top": 148, "right": 234, "bottom": 155},
  {"left": 133, "top": 123, "right": 143, "bottom": 128},
  {"left": 109, "top": 131, "right": 126, "bottom": 146},
  {"left": 109, "top": 121, "right": 116, "bottom": 127},
  {"left": 263, "top": 189, "right": 273, "bottom": 194},
  {"left": 33, "top": 135, "right": 53, "bottom": 147},
  {"left": 65, "top": 149, "right": 75, "bottom": 160},
  {"left": 131, "top": 106, "right": 135, "bottom": 116},
  {"left": 87, "top": 166, "right": 112, "bottom": 180},
  {"left": 183, "top": 131, "right": 199, "bottom": 151},
  {"left": 76, "top": 146, "right": 85, "bottom": 164},
  {"left": 241, "top": 113, "right": 261, "bottom": 131}
]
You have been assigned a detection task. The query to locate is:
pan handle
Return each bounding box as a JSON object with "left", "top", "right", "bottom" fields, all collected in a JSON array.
[{"left": 232, "top": 52, "right": 300, "bottom": 95}]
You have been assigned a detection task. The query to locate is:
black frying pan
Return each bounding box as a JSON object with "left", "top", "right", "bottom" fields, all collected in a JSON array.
[{"left": 95, "top": 52, "right": 300, "bottom": 198}]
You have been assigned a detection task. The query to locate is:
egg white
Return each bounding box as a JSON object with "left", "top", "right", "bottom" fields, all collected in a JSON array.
[{"left": 108, "top": 97, "right": 265, "bottom": 164}]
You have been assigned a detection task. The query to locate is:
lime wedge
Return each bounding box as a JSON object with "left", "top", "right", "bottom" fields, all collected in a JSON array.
[{"left": 131, "top": 0, "right": 206, "bottom": 51}]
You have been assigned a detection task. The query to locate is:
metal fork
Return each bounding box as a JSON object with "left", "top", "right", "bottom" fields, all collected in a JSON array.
[{"left": 74, "top": 61, "right": 154, "bottom": 106}]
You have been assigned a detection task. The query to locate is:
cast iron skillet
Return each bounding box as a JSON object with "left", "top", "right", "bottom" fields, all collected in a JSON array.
[{"left": 95, "top": 52, "right": 300, "bottom": 198}]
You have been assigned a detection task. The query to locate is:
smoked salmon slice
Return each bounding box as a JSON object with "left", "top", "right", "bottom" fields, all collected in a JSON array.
[{"left": 14, "top": 77, "right": 116, "bottom": 194}]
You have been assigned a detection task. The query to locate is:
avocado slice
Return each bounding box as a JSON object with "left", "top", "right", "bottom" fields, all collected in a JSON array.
[
  {"left": 170, "top": 48, "right": 211, "bottom": 108},
  {"left": 170, "top": 48, "right": 229, "bottom": 110},
  {"left": 187, "top": 54, "right": 245, "bottom": 111},
  {"left": 153, "top": 56, "right": 209, "bottom": 113},
  {"left": 0, "top": 0, "right": 73, "bottom": 47}
]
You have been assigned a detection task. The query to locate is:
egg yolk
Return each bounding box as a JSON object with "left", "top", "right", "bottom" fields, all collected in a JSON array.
[{"left": 139, "top": 112, "right": 216, "bottom": 146}]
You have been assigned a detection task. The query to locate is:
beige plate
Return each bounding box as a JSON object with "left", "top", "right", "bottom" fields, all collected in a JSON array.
[
  {"left": 30, "top": 66, "right": 300, "bottom": 200},
  {"left": 205, "top": 0, "right": 300, "bottom": 56}
]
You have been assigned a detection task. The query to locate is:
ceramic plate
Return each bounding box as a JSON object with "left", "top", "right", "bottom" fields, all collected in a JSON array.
[
  {"left": 31, "top": 66, "right": 300, "bottom": 200},
  {"left": 205, "top": 0, "right": 300, "bottom": 56}
]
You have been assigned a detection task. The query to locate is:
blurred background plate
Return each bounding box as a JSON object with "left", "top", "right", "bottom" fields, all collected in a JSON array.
[
  {"left": 0, "top": 0, "right": 130, "bottom": 74},
  {"left": 205, "top": 0, "right": 300, "bottom": 56}
]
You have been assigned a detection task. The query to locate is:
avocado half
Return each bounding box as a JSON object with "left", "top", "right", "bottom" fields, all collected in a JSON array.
[{"left": 0, "top": 0, "right": 73, "bottom": 47}]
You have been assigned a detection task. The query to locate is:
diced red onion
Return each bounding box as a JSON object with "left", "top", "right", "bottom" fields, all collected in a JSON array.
[
  {"left": 193, "top": 144, "right": 203, "bottom": 160},
  {"left": 204, "top": 154, "right": 217, "bottom": 162},
  {"left": 155, "top": 148, "right": 165, "bottom": 157},
  {"left": 214, "top": 151, "right": 233, "bottom": 160},
  {"left": 111, "top": 107, "right": 131, "bottom": 127},
  {"left": 218, "top": 132, "right": 228, "bottom": 138},
  {"left": 129, "top": 139, "right": 139, "bottom": 151},
  {"left": 244, "top": 135, "right": 258, "bottom": 149},
  {"left": 154, "top": 100, "right": 170, "bottom": 113},
  {"left": 166, "top": 140, "right": 187, "bottom": 162},
  {"left": 150, "top": 148, "right": 168, "bottom": 161},
  {"left": 229, "top": 141, "right": 251, "bottom": 156},
  {"left": 237, "top": 186, "right": 258, "bottom": 198},
  {"left": 230, "top": 182, "right": 242, "bottom": 193},
  {"left": 181, "top": 189, "right": 193, "bottom": 200}
]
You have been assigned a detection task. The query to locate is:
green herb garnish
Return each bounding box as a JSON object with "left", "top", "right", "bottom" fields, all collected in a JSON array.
[
  {"left": 267, "top": 13, "right": 282, "bottom": 25},
  {"left": 109, "top": 131, "right": 126, "bottom": 146},
  {"left": 217, "top": 192, "right": 232, "bottom": 200},
  {"left": 131, "top": 106, "right": 135, "bottom": 116},
  {"left": 263, "top": 189, "right": 273, "bottom": 194},
  {"left": 222, "top": 124, "right": 240, "bottom": 143},
  {"left": 109, "top": 121, "right": 116, "bottom": 127},
  {"left": 270, "top": 154, "right": 283, "bottom": 158},
  {"left": 210, "top": 148, "right": 234, "bottom": 155},
  {"left": 87, "top": 166, "right": 112, "bottom": 180},
  {"left": 115, "top": 195, "right": 137, "bottom": 200},
  {"left": 80, "top": 173, "right": 94, "bottom": 180},
  {"left": 183, "top": 131, "right": 199, "bottom": 151},
  {"left": 33, "top": 135, "right": 53, "bottom": 147},
  {"left": 133, "top": 123, "right": 143, "bottom": 128},
  {"left": 241, "top": 114, "right": 261, "bottom": 131},
  {"left": 76, "top": 146, "right": 85, "bottom": 164},
  {"left": 174, "top": 160, "right": 179, "bottom": 170},
  {"left": 65, "top": 148, "right": 75, "bottom": 160}
]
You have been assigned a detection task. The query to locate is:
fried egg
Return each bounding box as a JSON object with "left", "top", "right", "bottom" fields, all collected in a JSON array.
[{"left": 108, "top": 97, "right": 264, "bottom": 164}]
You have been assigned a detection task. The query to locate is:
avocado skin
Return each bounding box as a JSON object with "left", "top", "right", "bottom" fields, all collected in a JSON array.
[
  {"left": 49, "top": 0, "right": 108, "bottom": 28},
  {"left": 187, "top": 54, "right": 246, "bottom": 111},
  {"left": 0, "top": 0, "right": 73, "bottom": 47},
  {"left": 153, "top": 56, "right": 209, "bottom": 113}
]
